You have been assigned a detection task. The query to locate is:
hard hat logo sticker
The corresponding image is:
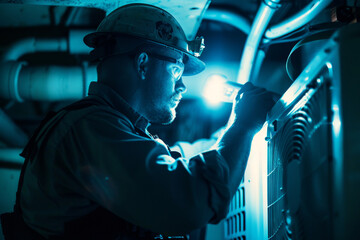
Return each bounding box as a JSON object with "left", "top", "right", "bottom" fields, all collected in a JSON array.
[{"left": 156, "top": 21, "right": 173, "bottom": 41}]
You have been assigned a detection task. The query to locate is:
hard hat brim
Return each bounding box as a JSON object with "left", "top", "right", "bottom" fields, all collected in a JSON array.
[
  {"left": 84, "top": 32, "right": 205, "bottom": 76},
  {"left": 182, "top": 54, "right": 205, "bottom": 76}
]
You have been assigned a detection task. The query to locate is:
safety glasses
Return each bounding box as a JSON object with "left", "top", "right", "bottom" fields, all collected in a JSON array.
[{"left": 149, "top": 53, "right": 184, "bottom": 80}]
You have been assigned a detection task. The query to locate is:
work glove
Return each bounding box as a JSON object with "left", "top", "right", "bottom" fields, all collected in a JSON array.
[{"left": 229, "top": 82, "right": 279, "bottom": 133}]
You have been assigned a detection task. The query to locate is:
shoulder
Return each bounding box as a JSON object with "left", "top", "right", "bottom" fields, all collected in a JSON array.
[
  {"left": 44, "top": 102, "right": 136, "bottom": 149},
  {"left": 79, "top": 105, "right": 135, "bottom": 132}
]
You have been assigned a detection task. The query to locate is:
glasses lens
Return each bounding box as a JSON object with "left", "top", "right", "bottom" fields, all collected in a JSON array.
[{"left": 171, "top": 65, "right": 184, "bottom": 80}]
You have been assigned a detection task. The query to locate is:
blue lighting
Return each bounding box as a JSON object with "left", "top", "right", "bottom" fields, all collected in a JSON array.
[{"left": 332, "top": 104, "right": 341, "bottom": 137}]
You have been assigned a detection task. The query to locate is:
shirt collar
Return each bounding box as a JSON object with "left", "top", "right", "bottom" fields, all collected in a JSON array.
[{"left": 87, "top": 82, "right": 150, "bottom": 132}]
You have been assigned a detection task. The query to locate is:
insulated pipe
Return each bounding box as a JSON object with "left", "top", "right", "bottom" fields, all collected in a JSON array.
[
  {"left": 2, "top": 38, "right": 67, "bottom": 61},
  {"left": 265, "top": 0, "right": 332, "bottom": 39},
  {"left": 2, "top": 29, "right": 93, "bottom": 62},
  {"left": 236, "top": 0, "right": 281, "bottom": 84},
  {"left": 204, "top": 8, "right": 251, "bottom": 35},
  {"left": 0, "top": 61, "right": 26, "bottom": 101},
  {"left": 0, "top": 109, "right": 28, "bottom": 148},
  {"left": 0, "top": 61, "right": 97, "bottom": 101}
]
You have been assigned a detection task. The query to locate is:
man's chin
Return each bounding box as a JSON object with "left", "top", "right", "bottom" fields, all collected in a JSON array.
[
  {"left": 160, "top": 108, "right": 176, "bottom": 125},
  {"left": 162, "top": 111, "right": 176, "bottom": 125},
  {"left": 149, "top": 108, "right": 176, "bottom": 125}
]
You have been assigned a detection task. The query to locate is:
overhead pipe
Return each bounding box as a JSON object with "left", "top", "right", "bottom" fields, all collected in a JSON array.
[
  {"left": 265, "top": 0, "right": 332, "bottom": 39},
  {"left": 2, "top": 29, "right": 93, "bottom": 62},
  {"left": 3, "top": 38, "right": 67, "bottom": 62},
  {"left": 0, "top": 109, "right": 29, "bottom": 147},
  {"left": 236, "top": 0, "right": 282, "bottom": 84},
  {"left": 204, "top": 8, "right": 251, "bottom": 35},
  {"left": 0, "top": 61, "right": 97, "bottom": 102}
]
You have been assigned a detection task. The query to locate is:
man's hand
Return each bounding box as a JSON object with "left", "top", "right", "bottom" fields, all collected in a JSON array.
[{"left": 229, "top": 82, "right": 278, "bottom": 133}]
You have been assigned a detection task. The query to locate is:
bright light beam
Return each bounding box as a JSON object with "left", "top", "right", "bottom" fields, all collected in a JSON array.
[
  {"left": 203, "top": 74, "right": 227, "bottom": 106},
  {"left": 203, "top": 74, "right": 243, "bottom": 106}
]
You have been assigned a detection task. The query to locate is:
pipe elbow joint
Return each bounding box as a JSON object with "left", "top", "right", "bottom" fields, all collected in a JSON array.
[{"left": 0, "top": 61, "right": 26, "bottom": 102}]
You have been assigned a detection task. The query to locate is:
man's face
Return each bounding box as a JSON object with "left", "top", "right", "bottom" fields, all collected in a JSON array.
[{"left": 142, "top": 51, "right": 186, "bottom": 124}]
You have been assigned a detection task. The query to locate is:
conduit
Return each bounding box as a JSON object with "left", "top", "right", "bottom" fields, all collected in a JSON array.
[
  {"left": 265, "top": 0, "right": 332, "bottom": 39},
  {"left": 0, "top": 61, "right": 97, "bottom": 102},
  {"left": 204, "top": 8, "right": 251, "bottom": 35},
  {"left": 236, "top": 0, "right": 282, "bottom": 84}
]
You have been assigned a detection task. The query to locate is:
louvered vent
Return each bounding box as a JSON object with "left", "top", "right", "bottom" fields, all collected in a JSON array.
[
  {"left": 225, "top": 183, "right": 246, "bottom": 240},
  {"left": 267, "top": 82, "right": 332, "bottom": 240}
]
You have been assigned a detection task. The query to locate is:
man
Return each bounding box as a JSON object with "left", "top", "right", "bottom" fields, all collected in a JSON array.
[{"left": 1, "top": 4, "right": 276, "bottom": 240}]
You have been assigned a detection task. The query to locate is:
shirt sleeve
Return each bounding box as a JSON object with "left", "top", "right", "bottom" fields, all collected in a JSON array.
[
  {"left": 59, "top": 110, "right": 231, "bottom": 234},
  {"left": 170, "top": 127, "right": 226, "bottom": 158}
]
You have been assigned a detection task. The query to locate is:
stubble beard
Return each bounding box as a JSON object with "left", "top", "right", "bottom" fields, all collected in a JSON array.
[{"left": 146, "top": 101, "right": 176, "bottom": 125}]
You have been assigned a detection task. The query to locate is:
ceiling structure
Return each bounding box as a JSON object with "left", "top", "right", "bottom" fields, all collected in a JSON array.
[{"left": 0, "top": 0, "right": 212, "bottom": 40}]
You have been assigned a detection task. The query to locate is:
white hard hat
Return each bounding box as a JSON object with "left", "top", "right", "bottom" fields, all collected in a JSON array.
[{"left": 84, "top": 3, "right": 205, "bottom": 76}]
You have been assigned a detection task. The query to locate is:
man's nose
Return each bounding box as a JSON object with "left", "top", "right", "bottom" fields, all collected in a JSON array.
[{"left": 175, "top": 78, "right": 187, "bottom": 94}]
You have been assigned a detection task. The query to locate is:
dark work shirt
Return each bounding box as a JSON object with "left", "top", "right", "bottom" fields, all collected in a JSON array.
[{"left": 20, "top": 82, "right": 231, "bottom": 237}]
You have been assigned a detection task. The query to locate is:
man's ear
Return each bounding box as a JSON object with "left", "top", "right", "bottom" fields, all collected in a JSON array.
[{"left": 137, "top": 52, "right": 149, "bottom": 80}]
